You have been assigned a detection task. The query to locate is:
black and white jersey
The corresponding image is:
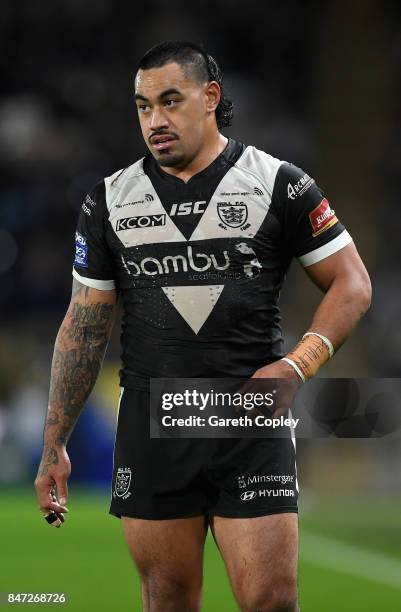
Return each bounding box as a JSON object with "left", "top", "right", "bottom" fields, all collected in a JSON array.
[{"left": 72, "top": 139, "right": 352, "bottom": 389}]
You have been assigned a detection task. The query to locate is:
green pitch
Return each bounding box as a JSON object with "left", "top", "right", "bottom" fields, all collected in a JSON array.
[{"left": 0, "top": 489, "right": 400, "bottom": 611}]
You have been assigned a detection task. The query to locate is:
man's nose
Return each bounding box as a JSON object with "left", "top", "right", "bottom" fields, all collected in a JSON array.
[{"left": 149, "top": 106, "right": 169, "bottom": 131}]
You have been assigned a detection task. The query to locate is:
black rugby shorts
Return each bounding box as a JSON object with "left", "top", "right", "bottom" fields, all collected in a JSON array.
[{"left": 109, "top": 388, "right": 298, "bottom": 520}]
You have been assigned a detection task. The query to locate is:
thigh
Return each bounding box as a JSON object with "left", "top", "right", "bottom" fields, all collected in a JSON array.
[
  {"left": 211, "top": 513, "right": 298, "bottom": 604},
  {"left": 122, "top": 515, "right": 207, "bottom": 583}
]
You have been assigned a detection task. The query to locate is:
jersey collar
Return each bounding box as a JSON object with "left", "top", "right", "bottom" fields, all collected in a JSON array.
[{"left": 145, "top": 137, "right": 244, "bottom": 187}]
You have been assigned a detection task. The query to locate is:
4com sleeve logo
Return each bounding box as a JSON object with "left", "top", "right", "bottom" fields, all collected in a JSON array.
[
  {"left": 74, "top": 232, "right": 88, "bottom": 268},
  {"left": 309, "top": 198, "right": 338, "bottom": 237}
]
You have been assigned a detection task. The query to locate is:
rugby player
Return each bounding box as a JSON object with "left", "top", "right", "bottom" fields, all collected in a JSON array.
[{"left": 35, "top": 42, "right": 371, "bottom": 611}]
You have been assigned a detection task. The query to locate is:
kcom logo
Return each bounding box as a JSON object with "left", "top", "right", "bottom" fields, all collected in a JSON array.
[{"left": 240, "top": 490, "right": 257, "bottom": 501}]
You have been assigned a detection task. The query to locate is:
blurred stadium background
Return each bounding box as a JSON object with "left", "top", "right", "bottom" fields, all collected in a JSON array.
[{"left": 1, "top": 1, "right": 401, "bottom": 610}]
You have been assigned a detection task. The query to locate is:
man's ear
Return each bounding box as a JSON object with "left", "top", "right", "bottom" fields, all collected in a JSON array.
[{"left": 205, "top": 81, "right": 221, "bottom": 112}]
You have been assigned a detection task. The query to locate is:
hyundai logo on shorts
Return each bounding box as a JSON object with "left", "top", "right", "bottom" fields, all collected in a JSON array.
[
  {"left": 116, "top": 214, "right": 166, "bottom": 231},
  {"left": 240, "top": 490, "right": 257, "bottom": 501}
]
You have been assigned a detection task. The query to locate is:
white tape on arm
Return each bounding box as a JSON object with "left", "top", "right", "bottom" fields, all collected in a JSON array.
[
  {"left": 302, "top": 332, "right": 334, "bottom": 358},
  {"left": 281, "top": 357, "right": 306, "bottom": 383}
]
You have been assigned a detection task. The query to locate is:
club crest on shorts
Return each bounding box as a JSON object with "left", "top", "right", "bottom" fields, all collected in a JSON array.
[
  {"left": 114, "top": 467, "right": 132, "bottom": 499},
  {"left": 217, "top": 201, "right": 248, "bottom": 228}
]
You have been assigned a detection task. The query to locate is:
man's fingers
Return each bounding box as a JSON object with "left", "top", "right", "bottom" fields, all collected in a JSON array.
[
  {"left": 35, "top": 454, "right": 71, "bottom": 529},
  {"left": 39, "top": 494, "right": 68, "bottom": 529},
  {"left": 49, "top": 499, "right": 69, "bottom": 513},
  {"left": 50, "top": 491, "right": 69, "bottom": 514},
  {"left": 38, "top": 497, "right": 68, "bottom": 514},
  {"left": 35, "top": 481, "right": 56, "bottom": 513},
  {"left": 37, "top": 483, "right": 69, "bottom": 513},
  {"left": 54, "top": 478, "right": 69, "bottom": 507},
  {"left": 41, "top": 510, "right": 64, "bottom": 528}
]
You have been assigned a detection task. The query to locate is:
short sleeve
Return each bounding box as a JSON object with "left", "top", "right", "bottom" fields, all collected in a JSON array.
[
  {"left": 270, "top": 162, "right": 353, "bottom": 267},
  {"left": 72, "top": 181, "right": 116, "bottom": 290}
]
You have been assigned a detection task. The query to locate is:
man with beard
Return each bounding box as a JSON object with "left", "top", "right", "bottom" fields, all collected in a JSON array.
[{"left": 35, "top": 41, "right": 371, "bottom": 611}]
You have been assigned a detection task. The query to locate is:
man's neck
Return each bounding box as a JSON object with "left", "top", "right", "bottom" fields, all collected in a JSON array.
[{"left": 161, "top": 132, "right": 228, "bottom": 183}]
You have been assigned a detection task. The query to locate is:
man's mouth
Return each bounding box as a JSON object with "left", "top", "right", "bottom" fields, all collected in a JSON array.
[{"left": 150, "top": 134, "right": 177, "bottom": 151}]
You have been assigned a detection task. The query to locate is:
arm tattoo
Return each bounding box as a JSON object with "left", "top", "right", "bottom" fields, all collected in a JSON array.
[
  {"left": 37, "top": 443, "right": 59, "bottom": 477},
  {"left": 41, "top": 284, "right": 115, "bottom": 461}
]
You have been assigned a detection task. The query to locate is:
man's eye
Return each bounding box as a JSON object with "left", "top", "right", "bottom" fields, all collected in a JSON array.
[
  {"left": 138, "top": 105, "right": 149, "bottom": 113},
  {"left": 165, "top": 99, "right": 177, "bottom": 107}
]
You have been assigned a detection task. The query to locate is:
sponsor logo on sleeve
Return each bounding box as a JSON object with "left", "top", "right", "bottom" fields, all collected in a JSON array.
[
  {"left": 82, "top": 193, "right": 96, "bottom": 216},
  {"left": 74, "top": 231, "right": 88, "bottom": 267},
  {"left": 287, "top": 173, "right": 314, "bottom": 200},
  {"left": 309, "top": 198, "right": 338, "bottom": 237}
]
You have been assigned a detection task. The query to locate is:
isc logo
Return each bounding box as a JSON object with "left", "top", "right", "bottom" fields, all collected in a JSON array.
[
  {"left": 116, "top": 214, "right": 166, "bottom": 231},
  {"left": 169, "top": 201, "right": 206, "bottom": 216}
]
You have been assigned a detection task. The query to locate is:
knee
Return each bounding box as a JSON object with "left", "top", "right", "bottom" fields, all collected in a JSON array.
[
  {"left": 141, "top": 570, "right": 202, "bottom": 611},
  {"left": 236, "top": 579, "right": 298, "bottom": 612}
]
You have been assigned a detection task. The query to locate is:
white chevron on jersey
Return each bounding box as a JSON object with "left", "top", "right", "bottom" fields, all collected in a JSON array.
[
  {"left": 162, "top": 285, "right": 225, "bottom": 334},
  {"left": 190, "top": 163, "right": 273, "bottom": 241},
  {"left": 104, "top": 146, "right": 284, "bottom": 246},
  {"left": 190, "top": 147, "right": 282, "bottom": 242},
  {"left": 105, "top": 160, "right": 186, "bottom": 246},
  {"left": 105, "top": 158, "right": 145, "bottom": 210},
  {"left": 236, "top": 147, "right": 283, "bottom": 198}
]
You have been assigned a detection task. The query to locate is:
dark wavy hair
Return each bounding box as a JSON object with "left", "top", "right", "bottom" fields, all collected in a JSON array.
[{"left": 137, "top": 41, "right": 233, "bottom": 129}]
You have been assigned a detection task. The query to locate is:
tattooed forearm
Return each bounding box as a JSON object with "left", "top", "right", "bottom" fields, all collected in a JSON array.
[
  {"left": 47, "top": 410, "right": 60, "bottom": 426},
  {"left": 41, "top": 283, "right": 116, "bottom": 456},
  {"left": 50, "top": 344, "right": 108, "bottom": 414},
  {"left": 55, "top": 424, "right": 73, "bottom": 447},
  {"left": 68, "top": 302, "right": 114, "bottom": 343},
  {"left": 37, "top": 442, "right": 60, "bottom": 476},
  {"left": 45, "top": 446, "right": 59, "bottom": 465}
]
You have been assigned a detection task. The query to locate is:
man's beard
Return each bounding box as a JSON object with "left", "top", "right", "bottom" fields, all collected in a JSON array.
[{"left": 155, "top": 151, "right": 186, "bottom": 168}]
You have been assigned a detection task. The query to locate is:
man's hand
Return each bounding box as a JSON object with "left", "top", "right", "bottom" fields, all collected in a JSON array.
[
  {"left": 238, "top": 359, "right": 303, "bottom": 421},
  {"left": 252, "top": 359, "right": 303, "bottom": 383},
  {"left": 35, "top": 445, "right": 71, "bottom": 528}
]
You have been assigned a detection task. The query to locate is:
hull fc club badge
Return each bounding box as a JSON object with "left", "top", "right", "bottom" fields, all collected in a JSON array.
[
  {"left": 217, "top": 201, "right": 248, "bottom": 229},
  {"left": 114, "top": 467, "right": 132, "bottom": 499}
]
